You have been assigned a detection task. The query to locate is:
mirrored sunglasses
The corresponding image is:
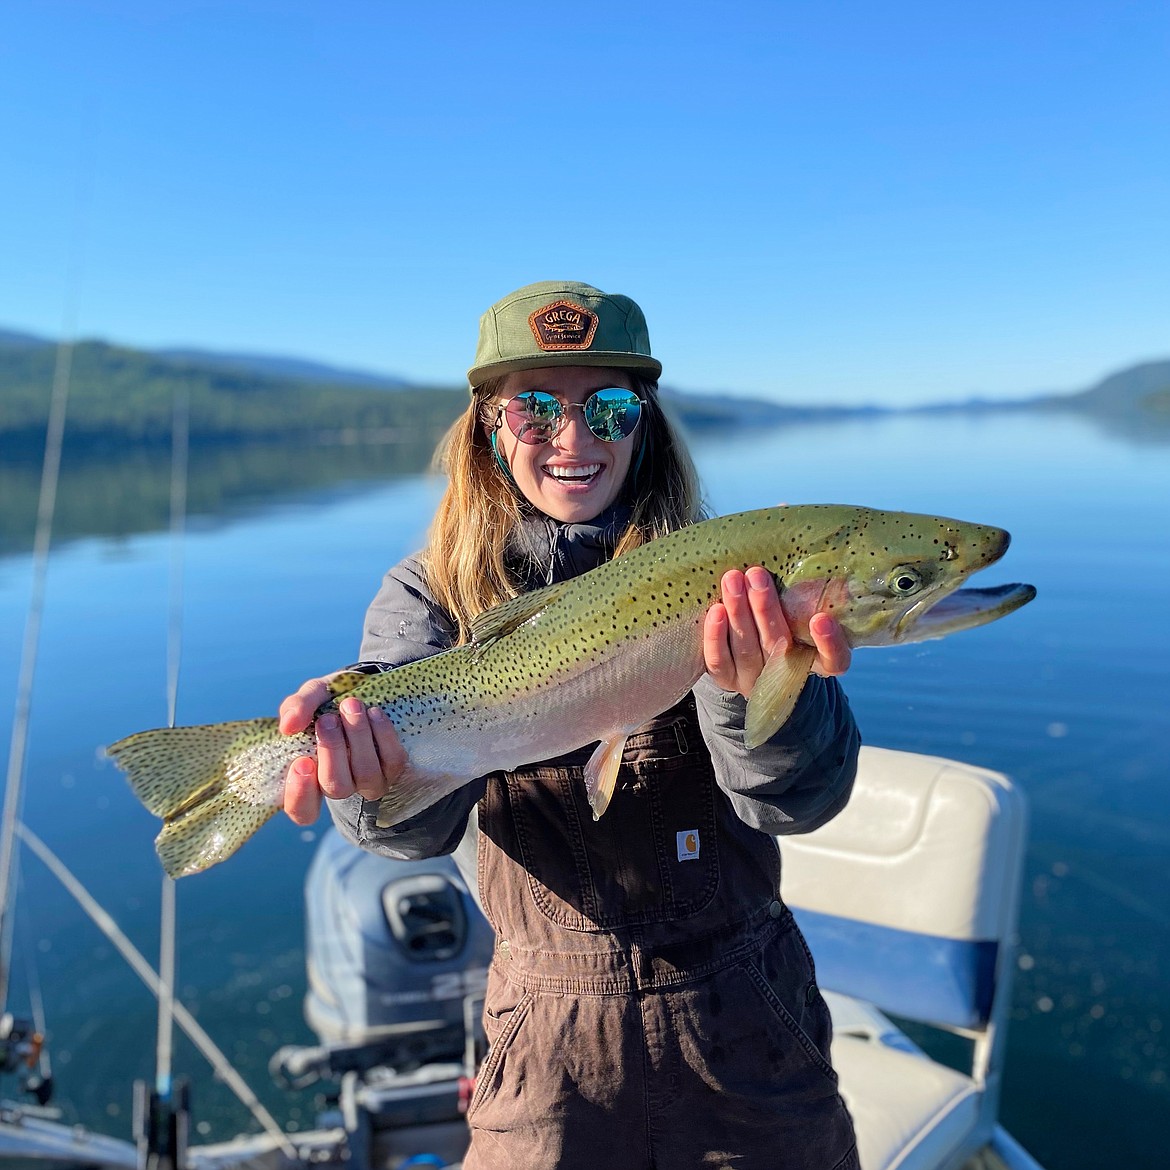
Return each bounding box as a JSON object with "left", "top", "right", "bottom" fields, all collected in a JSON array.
[{"left": 499, "top": 388, "right": 645, "bottom": 446}]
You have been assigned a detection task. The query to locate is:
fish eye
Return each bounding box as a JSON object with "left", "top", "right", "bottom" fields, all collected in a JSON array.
[{"left": 888, "top": 566, "right": 923, "bottom": 595}]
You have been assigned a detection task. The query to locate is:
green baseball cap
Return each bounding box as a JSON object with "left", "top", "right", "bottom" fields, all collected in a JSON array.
[{"left": 467, "top": 280, "right": 662, "bottom": 390}]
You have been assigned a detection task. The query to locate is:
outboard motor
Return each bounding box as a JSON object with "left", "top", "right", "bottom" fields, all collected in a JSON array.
[
  {"left": 299, "top": 828, "right": 493, "bottom": 1071},
  {"left": 272, "top": 830, "right": 495, "bottom": 1168}
]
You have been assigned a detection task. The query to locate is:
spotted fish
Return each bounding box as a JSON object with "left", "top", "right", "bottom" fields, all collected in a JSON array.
[{"left": 107, "top": 504, "right": 1036, "bottom": 876}]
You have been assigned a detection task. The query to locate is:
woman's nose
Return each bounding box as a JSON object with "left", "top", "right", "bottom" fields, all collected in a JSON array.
[{"left": 552, "top": 403, "right": 595, "bottom": 448}]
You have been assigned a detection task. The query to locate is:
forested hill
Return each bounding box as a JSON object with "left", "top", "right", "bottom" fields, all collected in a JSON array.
[
  {"left": 0, "top": 333, "right": 831, "bottom": 453},
  {"left": 2, "top": 331, "right": 1167, "bottom": 456},
  {"left": 1063, "top": 358, "right": 1170, "bottom": 416},
  {"left": 0, "top": 338, "right": 466, "bottom": 454}
]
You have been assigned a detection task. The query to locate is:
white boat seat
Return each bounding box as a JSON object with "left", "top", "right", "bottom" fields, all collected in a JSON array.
[{"left": 779, "top": 746, "right": 1029, "bottom": 1170}]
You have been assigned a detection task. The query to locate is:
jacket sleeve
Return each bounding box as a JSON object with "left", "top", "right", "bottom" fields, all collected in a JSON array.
[
  {"left": 692, "top": 672, "right": 860, "bottom": 836},
  {"left": 324, "top": 557, "right": 484, "bottom": 861}
]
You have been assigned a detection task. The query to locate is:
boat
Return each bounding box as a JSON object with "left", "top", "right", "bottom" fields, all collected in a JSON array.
[{"left": 1, "top": 740, "right": 1046, "bottom": 1170}]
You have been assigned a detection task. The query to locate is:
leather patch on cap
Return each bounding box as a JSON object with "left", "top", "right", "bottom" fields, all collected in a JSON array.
[{"left": 529, "top": 300, "right": 599, "bottom": 351}]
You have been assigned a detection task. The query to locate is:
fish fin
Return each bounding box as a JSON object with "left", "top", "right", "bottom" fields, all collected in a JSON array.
[
  {"left": 105, "top": 720, "right": 276, "bottom": 817},
  {"left": 156, "top": 793, "right": 281, "bottom": 877},
  {"left": 107, "top": 717, "right": 296, "bottom": 875},
  {"left": 467, "top": 580, "right": 574, "bottom": 650},
  {"left": 584, "top": 735, "right": 628, "bottom": 821},
  {"left": 743, "top": 645, "right": 817, "bottom": 750},
  {"left": 326, "top": 671, "right": 375, "bottom": 699}
]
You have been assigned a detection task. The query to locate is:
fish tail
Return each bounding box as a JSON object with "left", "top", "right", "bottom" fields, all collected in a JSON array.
[
  {"left": 106, "top": 718, "right": 291, "bottom": 876},
  {"left": 156, "top": 787, "right": 280, "bottom": 877}
]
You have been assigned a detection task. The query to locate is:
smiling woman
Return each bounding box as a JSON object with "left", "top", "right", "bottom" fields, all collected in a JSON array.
[{"left": 272, "top": 279, "right": 861, "bottom": 1170}]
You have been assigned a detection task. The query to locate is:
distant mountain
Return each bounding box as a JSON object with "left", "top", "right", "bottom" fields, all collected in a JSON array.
[
  {"left": 0, "top": 336, "right": 464, "bottom": 453},
  {"left": 2, "top": 325, "right": 1166, "bottom": 442},
  {"left": 660, "top": 385, "right": 887, "bottom": 430},
  {"left": 154, "top": 347, "right": 411, "bottom": 389},
  {"left": 0, "top": 327, "right": 53, "bottom": 350},
  {"left": 1061, "top": 359, "right": 1170, "bottom": 414}
]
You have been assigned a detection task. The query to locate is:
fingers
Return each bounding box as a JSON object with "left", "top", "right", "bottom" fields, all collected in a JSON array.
[
  {"left": 279, "top": 676, "right": 333, "bottom": 735},
  {"left": 314, "top": 698, "right": 393, "bottom": 802},
  {"left": 703, "top": 602, "right": 734, "bottom": 690},
  {"left": 284, "top": 757, "right": 323, "bottom": 825},
  {"left": 809, "top": 612, "right": 852, "bottom": 676},
  {"left": 704, "top": 569, "right": 795, "bottom": 697},
  {"left": 721, "top": 570, "right": 764, "bottom": 685},
  {"left": 313, "top": 709, "right": 358, "bottom": 799},
  {"left": 743, "top": 566, "right": 791, "bottom": 660},
  {"left": 285, "top": 688, "right": 411, "bottom": 822}
]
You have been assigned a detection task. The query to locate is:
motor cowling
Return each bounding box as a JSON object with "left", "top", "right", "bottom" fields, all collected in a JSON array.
[{"left": 303, "top": 828, "right": 494, "bottom": 1066}]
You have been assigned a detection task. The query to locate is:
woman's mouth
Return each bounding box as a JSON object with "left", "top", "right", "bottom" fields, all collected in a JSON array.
[{"left": 544, "top": 463, "right": 603, "bottom": 487}]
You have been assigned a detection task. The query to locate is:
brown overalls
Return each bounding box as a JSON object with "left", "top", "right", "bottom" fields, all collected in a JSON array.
[{"left": 466, "top": 696, "right": 859, "bottom": 1170}]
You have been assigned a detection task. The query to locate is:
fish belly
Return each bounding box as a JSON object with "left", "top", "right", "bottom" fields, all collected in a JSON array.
[{"left": 373, "top": 619, "right": 705, "bottom": 827}]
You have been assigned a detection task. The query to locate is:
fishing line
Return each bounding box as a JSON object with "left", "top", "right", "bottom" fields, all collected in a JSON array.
[
  {"left": 154, "top": 386, "right": 190, "bottom": 1104},
  {"left": 16, "top": 822, "right": 298, "bottom": 1158}
]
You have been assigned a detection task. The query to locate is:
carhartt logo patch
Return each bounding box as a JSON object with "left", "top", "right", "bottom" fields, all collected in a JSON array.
[
  {"left": 529, "top": 300, "right": 598, "bottom": 351},
  {"left": 677, "top": 830, "right": 700, "bottom": 862}
]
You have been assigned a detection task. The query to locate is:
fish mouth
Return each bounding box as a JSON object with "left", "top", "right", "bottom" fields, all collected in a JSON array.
[{"left": 895, "top": 582, "right": 1037, "bottom": 643}]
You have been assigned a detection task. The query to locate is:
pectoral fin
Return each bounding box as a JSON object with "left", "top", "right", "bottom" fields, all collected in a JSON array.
[
  {"left": 744, "top": 644, "right": 817, "bottom": 750},
  {"left": 584, "top": 735, "right": 628, "bottom": 820}
]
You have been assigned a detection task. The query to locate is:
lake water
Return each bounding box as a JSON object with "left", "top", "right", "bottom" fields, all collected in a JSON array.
[{"left": 1, "top": 409, "right": 1167, "bottom": 1169}]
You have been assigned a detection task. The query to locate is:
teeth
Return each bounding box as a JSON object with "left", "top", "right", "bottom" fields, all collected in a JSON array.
[{"left": 547, "top": 464, "right": 601, "bottom": 480}]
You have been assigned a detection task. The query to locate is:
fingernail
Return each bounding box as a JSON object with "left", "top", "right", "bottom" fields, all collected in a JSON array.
[
  {"left": 747, "top": 567, "right": 770, "bottom": 591},
  {"left": 724, "top": 573, "right": 744, "bottom": 597},
  {"left": 368, "top": 706, "right": 384, "bottom": 721},
  {"left": 340, "top": 698, "right": 363, "bottom": 717},
  {"left": 317, "top": 713, "right": 339, "bottom": 732},
  {"left": 293, "top": 757, "right": 316, "bottom": 776}
]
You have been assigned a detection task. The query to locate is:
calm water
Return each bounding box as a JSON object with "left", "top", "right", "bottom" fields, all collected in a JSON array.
[{"left": 1, "top": 411, "right": 1167, "bottom": 1168}]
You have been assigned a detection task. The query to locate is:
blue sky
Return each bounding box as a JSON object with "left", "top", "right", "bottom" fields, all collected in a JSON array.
[{"left": 1, "top": 1, "right": 1167, "bottom": 405}]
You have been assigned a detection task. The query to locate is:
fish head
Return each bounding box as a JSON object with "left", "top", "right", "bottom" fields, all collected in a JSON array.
[{"left": 776, "top": 507, "right": 1036, "bottom": 647}]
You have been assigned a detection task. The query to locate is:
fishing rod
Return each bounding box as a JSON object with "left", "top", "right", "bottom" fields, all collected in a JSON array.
[
  {"left": 0, "top": 336, "right": 74, "bottom": 1015},
  {"left": 138, "top": 384, "right": 189, "bottom": 1170},
  {"left": 0, "top": 133, "right": 89, "bottom": 1020}
]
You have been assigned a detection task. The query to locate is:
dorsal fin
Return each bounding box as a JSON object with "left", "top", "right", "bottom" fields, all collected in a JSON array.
[{"left": 468, "top": 580, "right": 574, "bottom": 649}]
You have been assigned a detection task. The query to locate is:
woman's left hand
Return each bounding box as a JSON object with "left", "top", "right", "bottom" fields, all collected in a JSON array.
[{"left": 703, "top": 566, "right": 852, "bottom": 699}]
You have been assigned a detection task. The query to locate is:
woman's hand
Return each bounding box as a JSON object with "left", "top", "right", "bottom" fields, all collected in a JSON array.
[
  {"left": 278, "top": 675, "right": 408, "bottom": 825},
  {"left": 703, "top": 566, "right": 852, "bottom": 699}
]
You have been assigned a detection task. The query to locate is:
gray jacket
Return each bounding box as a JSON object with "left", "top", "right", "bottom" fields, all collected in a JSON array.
[{"left": 326, "top": 511, "right": 860, "bottom": 860}]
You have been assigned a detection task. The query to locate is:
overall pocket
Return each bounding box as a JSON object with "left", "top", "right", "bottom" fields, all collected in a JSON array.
[
  {"left": 741, "top": 913, "right": 837, "bottom": 1083},
  {"left": 467, "top": 980, "right": 534, "bottom": 1118}
]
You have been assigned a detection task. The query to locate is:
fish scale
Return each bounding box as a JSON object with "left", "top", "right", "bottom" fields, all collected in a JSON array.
[{"left": 107, "top": 504, "right": 1036, "bottom": 876}]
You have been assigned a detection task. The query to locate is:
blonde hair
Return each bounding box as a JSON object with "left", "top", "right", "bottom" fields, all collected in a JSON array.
[{"left": 421, "top": 374, "right": 704, "bottom": 642}]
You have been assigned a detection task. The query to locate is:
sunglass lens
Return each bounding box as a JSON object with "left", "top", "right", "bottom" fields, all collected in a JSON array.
[
  {"left": 585, "top": 389, "right": 642, "bottom": 442},
  {"left": 505, "top": 391, "right": 562, "bottom": 444}
]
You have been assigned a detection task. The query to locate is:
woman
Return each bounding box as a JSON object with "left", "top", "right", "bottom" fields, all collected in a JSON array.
[{"left": 280, "top": 281, "right": 861, "bottom": 1169}]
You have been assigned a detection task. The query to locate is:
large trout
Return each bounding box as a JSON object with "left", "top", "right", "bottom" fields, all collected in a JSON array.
[{"left": 108, "top": 505, "right": 1035, "bottom": 876}]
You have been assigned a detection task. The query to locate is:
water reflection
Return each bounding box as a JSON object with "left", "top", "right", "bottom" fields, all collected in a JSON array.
[
  {"left": 0, "top": 430, "right": 447, "bottom": 557},
  {"left": 1, "top": 409, "right": 1168, "bottom": 1169}
]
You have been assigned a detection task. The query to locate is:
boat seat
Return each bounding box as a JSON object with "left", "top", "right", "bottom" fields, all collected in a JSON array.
[{"left": 779, "top": 746, "right": 1028, "bottom": 1170}]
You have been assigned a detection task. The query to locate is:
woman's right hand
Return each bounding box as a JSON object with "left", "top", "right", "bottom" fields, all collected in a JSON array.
[{"left": 278, "top": 675, "right": 408, "bottom": 825}]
